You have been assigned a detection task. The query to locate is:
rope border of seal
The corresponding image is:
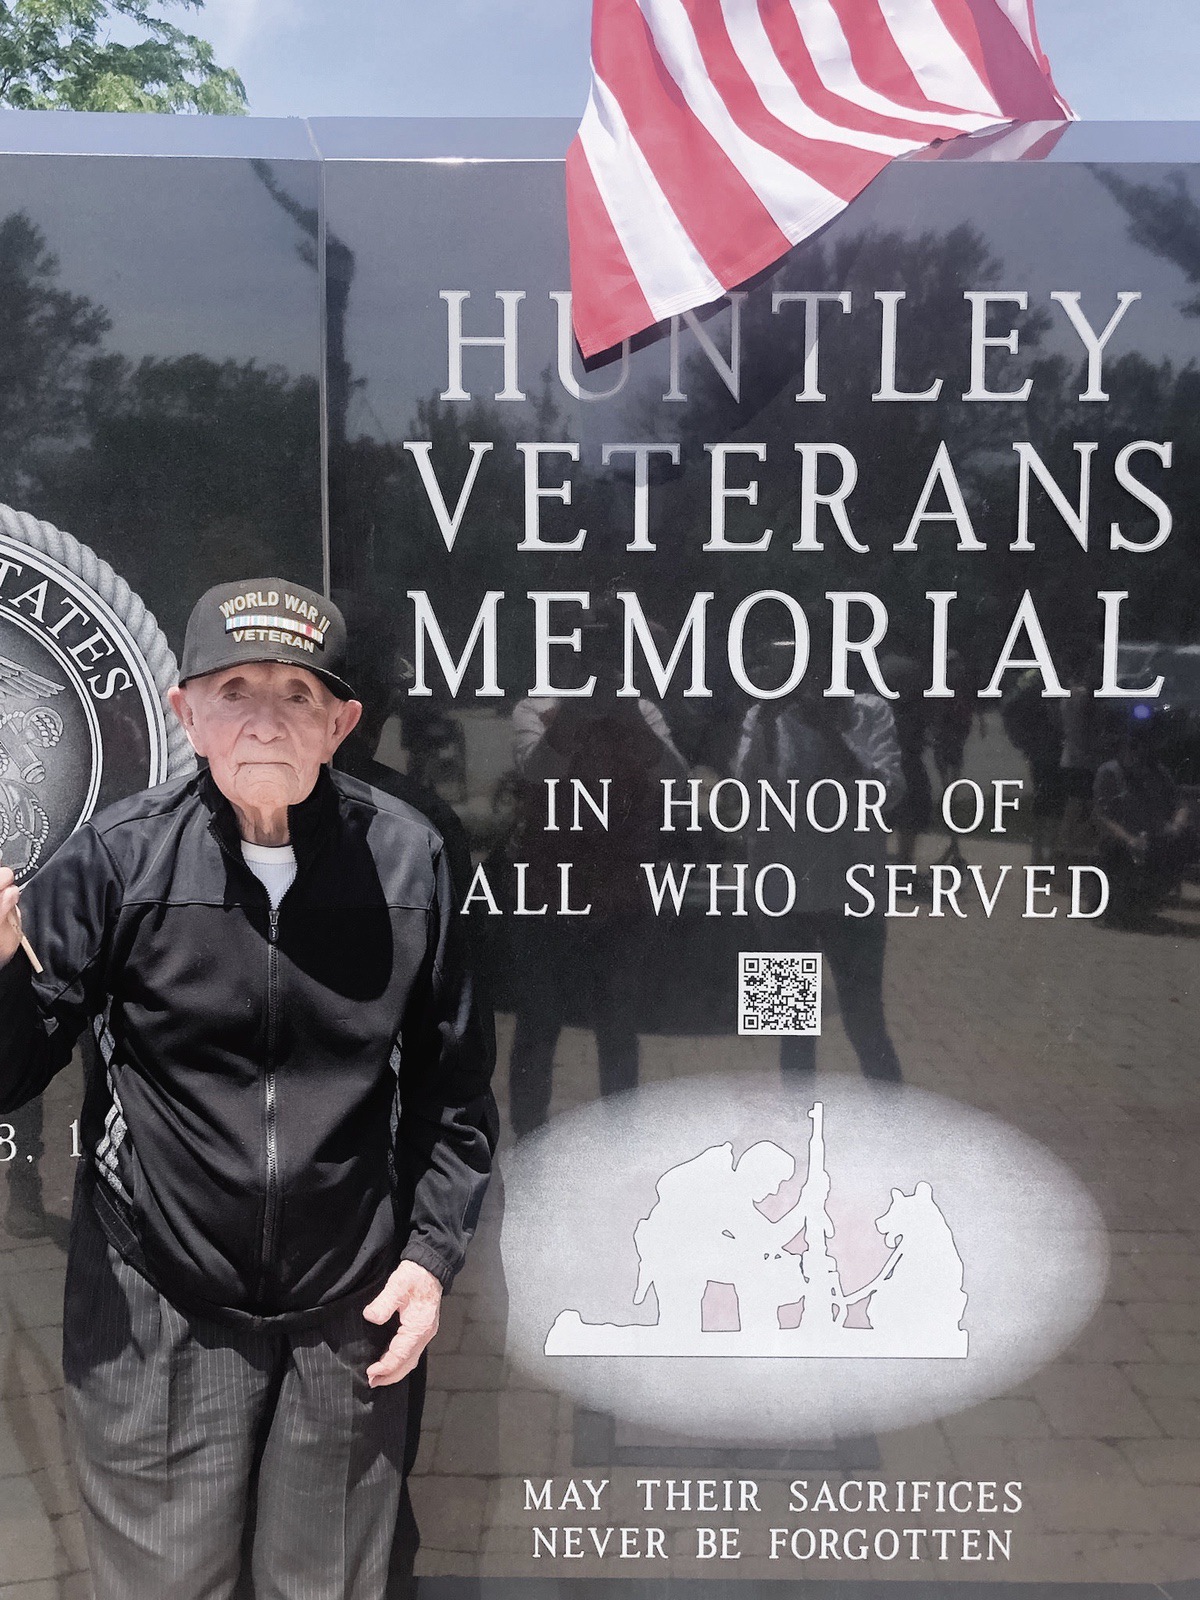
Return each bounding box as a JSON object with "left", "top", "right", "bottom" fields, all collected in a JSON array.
[{"left": 0, "top": 503, "right": 195, "bottom": 781}]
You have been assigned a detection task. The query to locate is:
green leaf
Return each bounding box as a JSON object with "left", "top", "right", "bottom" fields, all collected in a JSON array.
[{"left": 0, "top": 0, "right": 247, "bottom": 114}]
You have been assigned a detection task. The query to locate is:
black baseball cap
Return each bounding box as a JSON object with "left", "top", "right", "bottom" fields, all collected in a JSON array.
[{"left": 179, "top": 578, "right": 355, "bottom": 701}]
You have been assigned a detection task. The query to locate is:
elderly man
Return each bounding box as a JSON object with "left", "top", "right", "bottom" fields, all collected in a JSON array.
[{"left": 0, "top": 578, "right": 496, "bottom": 1600}]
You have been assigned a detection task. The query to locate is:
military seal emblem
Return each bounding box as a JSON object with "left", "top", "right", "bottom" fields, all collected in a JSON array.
[{"left": 0, "top": 504, "right": 192, "bottom": 881}]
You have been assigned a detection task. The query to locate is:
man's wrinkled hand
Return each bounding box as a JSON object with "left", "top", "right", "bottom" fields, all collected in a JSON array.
[
  {"left": 0, "top": 868, "right": 23, "bottom": 968},
  {"left": 362, "top": 1260, "right": 443, "bottom": 1387}
]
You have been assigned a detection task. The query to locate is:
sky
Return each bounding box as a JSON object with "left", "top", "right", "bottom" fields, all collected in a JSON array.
[{"left": 190, "top": 0, "right": 1200, "bottom": 123}]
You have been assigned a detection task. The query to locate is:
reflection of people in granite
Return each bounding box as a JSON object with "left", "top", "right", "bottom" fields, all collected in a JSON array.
[
  {"left": 930, "top": 650, "right": 978, "bottom": 870},
  {"left": 334, "top": 652, "right": 474, "bottom": 899},
  {"left": 1055, "top": 643, "right": 1104, "bottom": 869},
  {"left": 735, "top": 670, "right": 905, "bottom": 1081},
  {"left": 4, "top": 1097, "right": 48, "bottom": 1241},
  {"left": 1000, "top": 666, "right": 1064, "bottom": 867},
  {"left": 1093, "top": 715, "right": 1195, "bottom": 925},
  {"left": 333, "top": 645, "right": 484, "bottom": 1591},
  {"left": 507, "top": 671, "right": 687, "bottom": 1135},
  {"left": 878, "top": 647, "right": 931, "bottom": 866},
  {"left": 632, "top": 1141, "right": 802, "bottom": 1336}
]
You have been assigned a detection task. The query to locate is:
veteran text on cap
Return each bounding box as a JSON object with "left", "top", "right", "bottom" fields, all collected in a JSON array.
[{"left": 179, "top": 580, "right": 355, "bottom": 701}]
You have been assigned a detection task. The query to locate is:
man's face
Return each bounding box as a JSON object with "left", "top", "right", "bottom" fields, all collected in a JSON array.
[{"left": 168, "top": 661, "right": 361, "bottom": 817}]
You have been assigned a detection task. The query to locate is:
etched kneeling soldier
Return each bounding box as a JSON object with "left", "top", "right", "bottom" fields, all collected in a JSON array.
[{"left": 0, "top": 578, "right": 497, "bottom": 1600}]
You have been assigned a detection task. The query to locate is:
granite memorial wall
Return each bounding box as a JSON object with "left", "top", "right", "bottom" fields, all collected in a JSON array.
[{"left": 0, "top": 111, "right": 1197, "bottom": 1595}]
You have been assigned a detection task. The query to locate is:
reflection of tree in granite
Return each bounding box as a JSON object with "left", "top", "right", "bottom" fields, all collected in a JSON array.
[
  {"left": 546, "top": 1101, "right": 969, "bottom": 1359},
  {"left": 0, "top": 211, "right": 110, "bottom": 505},
  {"left": 633, "top": 226, "right": 1053, "bottom": 627},
  {"left": 1085, "top": 168, "right": 1200, "bottom": 644},
  {"left": 252, "top": 158, "right": 359, "bottom": 448},
  {"left": 0, "top": 192, "right": 328, "bottom": 633},
  {"left": 323, "top": 386, "right": 539, "bottom": 786},
  {"left": 55, "top": 351, "right": 321, "bottom": 630},
  {"left": 330, "top": 215, "right": 1200, "bottom": 704},
  {"left": 632, "top": 216, "right": 1200, "bottom": 676},
  {"left": 1096, "top": 168, "right": 1200, "bottom": 319}
]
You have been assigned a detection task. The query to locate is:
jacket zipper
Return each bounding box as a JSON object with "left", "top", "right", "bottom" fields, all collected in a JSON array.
[
  {"left": 206, "top": 813, "right": 306, "bottom": 1305},
  {"left": 258, "top": 905, "right": 281, "bottom": 1300}
]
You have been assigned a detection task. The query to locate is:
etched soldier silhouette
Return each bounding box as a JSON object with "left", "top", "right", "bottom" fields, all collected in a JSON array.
[
  {"left": 632, "top": 1140, "right": 804, "bottom": 1338},
  {"left": 546, "top": 1102, "right": 971, "bottom": 1359},
  {"left": 0, "top": 655, "right": 65, "bottom": 876}
]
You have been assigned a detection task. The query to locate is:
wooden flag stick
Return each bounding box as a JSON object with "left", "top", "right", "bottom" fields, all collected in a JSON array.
[
  {"left": 18, "top": 929, "right": 43, "bottom": 975},
  {"left": 0, "top": 855, "right": 42, "bottom": 974}
]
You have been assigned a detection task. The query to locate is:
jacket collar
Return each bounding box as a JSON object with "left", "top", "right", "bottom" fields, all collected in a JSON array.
[{"left": 199, "top": 764, "right": 338, "bottom": 868}]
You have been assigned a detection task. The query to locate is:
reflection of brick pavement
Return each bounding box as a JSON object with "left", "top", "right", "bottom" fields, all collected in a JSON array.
[
  {"left": 411, "top": 841, "right": 1200, "bottom": 1586},
  {"left": 0, "top": 1063, "right": 88, "bottom": 1596},
  {"left": 3, "top": 845, "right": 1200, "bottom": 1591}
]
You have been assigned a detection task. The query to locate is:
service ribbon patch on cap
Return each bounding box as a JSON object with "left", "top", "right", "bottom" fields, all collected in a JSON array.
[
  {"left": 195, "top": 582, "right": 350, "bottom": 693},
  {"left": 224, "top": 614, "right": 327, "bottom": 646}
]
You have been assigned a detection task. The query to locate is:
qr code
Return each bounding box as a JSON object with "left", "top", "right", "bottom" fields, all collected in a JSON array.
[{"left": 738, "top": 953, "right": 822, "bottom": 1036}]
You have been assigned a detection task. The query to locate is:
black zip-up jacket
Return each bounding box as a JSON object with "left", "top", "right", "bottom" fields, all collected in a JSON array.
[{"left": 0, "top": 766, "right": 497, "bottom": 1325}]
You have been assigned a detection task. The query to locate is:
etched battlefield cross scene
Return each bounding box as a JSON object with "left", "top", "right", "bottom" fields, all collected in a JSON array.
[{"left": 546, "top": 1104, "right": 969, "bottom": 1359}]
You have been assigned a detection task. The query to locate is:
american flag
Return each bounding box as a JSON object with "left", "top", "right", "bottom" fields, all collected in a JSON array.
[{"left": 567, "top": 0, "right": 1073, "bottom": 357}]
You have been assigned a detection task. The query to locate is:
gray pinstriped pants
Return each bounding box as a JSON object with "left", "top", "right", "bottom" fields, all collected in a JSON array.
[{"left": 63, "top": 1196, "right": 409, "bottom": 1600}]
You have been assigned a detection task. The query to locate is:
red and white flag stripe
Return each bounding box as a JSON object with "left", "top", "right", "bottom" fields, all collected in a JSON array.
[{"left": 568, "top": 0, "right": 1072, "bottom": 357}]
